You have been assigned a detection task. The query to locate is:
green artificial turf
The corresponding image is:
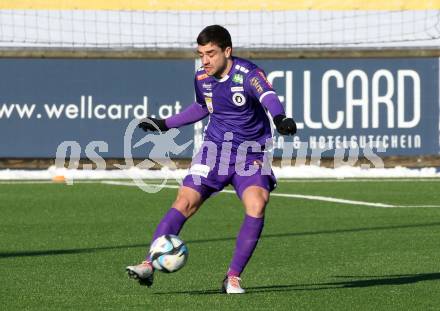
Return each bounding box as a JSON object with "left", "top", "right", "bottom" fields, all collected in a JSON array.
[{"left": 1, "top": 179, "right": 440, "bottom": 310}]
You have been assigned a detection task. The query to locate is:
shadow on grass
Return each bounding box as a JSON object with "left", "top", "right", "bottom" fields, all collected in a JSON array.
[
  {"left": 154, "top": 272, "right": 440, "bottom": 295},
  {"left": 1, "top": 221, "right": 440, "bottom": 259}
]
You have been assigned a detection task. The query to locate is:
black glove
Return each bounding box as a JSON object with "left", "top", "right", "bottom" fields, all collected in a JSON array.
[
  {"left": 138, "top": 117, "right": 169, "bottom": 132},
  {"left": 273, "top": 114, "right": 297, "bottom": 135}
]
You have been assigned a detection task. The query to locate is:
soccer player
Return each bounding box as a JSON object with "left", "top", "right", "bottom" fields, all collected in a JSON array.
[{"left": 126, "top": 25, "right": 296, "bottom": 294}]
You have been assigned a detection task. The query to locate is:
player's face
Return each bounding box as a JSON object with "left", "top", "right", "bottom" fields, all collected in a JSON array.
[{"left": 197, "top": 42, "right": 232, "bottom": 78}]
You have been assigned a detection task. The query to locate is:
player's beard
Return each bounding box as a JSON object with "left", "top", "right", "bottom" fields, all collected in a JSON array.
[{"left": 212, "top": 57, "right": 229, "bottom": 79}]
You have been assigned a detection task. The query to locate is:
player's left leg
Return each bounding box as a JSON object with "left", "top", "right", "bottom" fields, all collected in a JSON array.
[
  {"left": 223, "top": 184, "right": 271, "bottom": 294},
  {"left": 222, "top": 162, "right": 276, "bottom": 294}
]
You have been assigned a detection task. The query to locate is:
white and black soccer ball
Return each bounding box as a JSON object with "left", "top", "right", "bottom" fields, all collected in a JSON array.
[{"left": 148, "top": 234, "right": 188, "bottom": 273}]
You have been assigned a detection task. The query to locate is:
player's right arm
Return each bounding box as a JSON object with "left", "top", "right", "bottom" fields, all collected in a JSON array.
[
  {"left": 138, "top": 77, "right": 209, "bottom": 132},
  {"left": 138, "top": 102, "right": 209, "bottom": 132}
]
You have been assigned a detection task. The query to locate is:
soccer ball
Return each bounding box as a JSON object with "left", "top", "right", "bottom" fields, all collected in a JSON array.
[{"left": 148, "top": 234, "right": 188, "bottom": 273}]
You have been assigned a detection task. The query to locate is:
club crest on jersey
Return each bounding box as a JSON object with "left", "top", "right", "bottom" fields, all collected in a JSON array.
[
  {"left": 232, "top": 74, "right": 244, "bottom": 84},
  {"left": 205, "top": 97, "right": 214, "bottom": 113},
  {"left": 232, "top": 93, "right": 246, "bottom": 106}
]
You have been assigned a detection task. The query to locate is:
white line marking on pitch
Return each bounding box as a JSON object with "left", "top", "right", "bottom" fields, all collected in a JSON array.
[
  {"left": 278, "top": 178, "right": 440, "bottom": 183},
  {"left": 101, "top": 181, "right": 440, "bottom": 208},
  {"left": 0, "top": 180, "right": 104, "bottom": 184}
]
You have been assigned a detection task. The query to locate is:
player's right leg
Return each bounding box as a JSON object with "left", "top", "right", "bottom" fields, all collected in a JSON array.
[
  {"left": 126, "top": 186, "right": 204, "bottom": 286},
  {"left": 127, "top": 142, "right": 226, "bottom": 287},
  {"left": 126, "top": 261, "right": 155, "bottom": 287}
]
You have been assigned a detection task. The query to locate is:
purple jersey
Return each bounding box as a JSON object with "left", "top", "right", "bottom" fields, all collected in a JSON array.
[{"left": 194, "top": 57, "right": 275, "bottom": 149}]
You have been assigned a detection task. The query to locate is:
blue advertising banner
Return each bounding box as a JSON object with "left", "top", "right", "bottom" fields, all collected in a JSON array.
[
  {"left": 0, "top": 59, "right": 195, "bottom": 158},
  {"left": 255, "top": 58, "right": 440, "bottom": 157},
  {"left": 0, "top": 57, "right": 439, "bottom": 159}
]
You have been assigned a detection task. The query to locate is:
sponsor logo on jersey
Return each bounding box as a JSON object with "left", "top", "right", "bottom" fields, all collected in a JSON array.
[
  {"left": 205, "top": 97, "right": 214, "bottom": 113},
  {"left": 231, "top": 86, "right": 244, "bottom": 92},
  {"left": 232, "top": 74, "right": 244, "bottom": 84},
  {"left": 235, "top": 64, "right": 249, "bottom": 74},
  {"left": 250, "top": 77, "right": 264, "bottom": 94},
  {"left": 258, "top": 71, "right": 272, "bottom": 87},
  {"left": 203, "top": 92, "right": 213, "bottom": 97},
  {"left": 197, "top": 73, "right": 209, "bottom": 80},
  {"left": 189, "top": 164, "right": 210, "bottom": 178},
  {"left": 202, "top": 83, "right": 212, "bottom": 90},
  {"left": 232, "top": 93, "right": 246, "bottom": 106}
]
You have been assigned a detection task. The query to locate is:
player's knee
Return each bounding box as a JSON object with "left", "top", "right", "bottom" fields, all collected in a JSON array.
[
  {"left": 242, "top": 186, "right": 269, "bottom": 217},
  {"left": 244, "top": 196, "right": 267, "bottom": 218},
  {"left": 173, "top": 195, "right": 199, "bottom": 218}
]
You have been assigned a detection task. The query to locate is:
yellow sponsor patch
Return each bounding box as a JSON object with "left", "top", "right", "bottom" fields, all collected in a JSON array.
[
  {"left": 250, "top": 77, "right": 264, "bottom": 94},
  {"left": 205, "top": 97, "right": 214, "bottom": 113},
  {"left": 197, "top": 73, "right": 209, "bottom": 81}
]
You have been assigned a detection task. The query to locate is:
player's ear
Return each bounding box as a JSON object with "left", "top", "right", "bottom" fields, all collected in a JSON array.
[{"left": 224, "top": 46, "right": 232, "bottom": 58}]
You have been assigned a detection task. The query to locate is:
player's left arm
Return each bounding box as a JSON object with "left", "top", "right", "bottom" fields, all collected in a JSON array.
[{"left": 246, "top": 69, "right": 297, "bottom": 135}]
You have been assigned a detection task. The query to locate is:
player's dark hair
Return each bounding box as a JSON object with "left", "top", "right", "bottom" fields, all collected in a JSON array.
[{"left": 197, "top": 25, "right": 232, "bottom": 50}]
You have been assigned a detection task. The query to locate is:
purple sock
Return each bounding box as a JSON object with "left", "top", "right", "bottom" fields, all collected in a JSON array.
[
  {"left": 228, "top": 214, "right": 264, "bottom": 277},
  {"left": 146, "top": 208, "right": 187, "bottom": 261}
]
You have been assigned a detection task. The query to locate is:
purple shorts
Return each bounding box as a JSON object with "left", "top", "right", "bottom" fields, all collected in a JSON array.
[{"left": 182, "top": 143, "right": 276, "bottom": 200}]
